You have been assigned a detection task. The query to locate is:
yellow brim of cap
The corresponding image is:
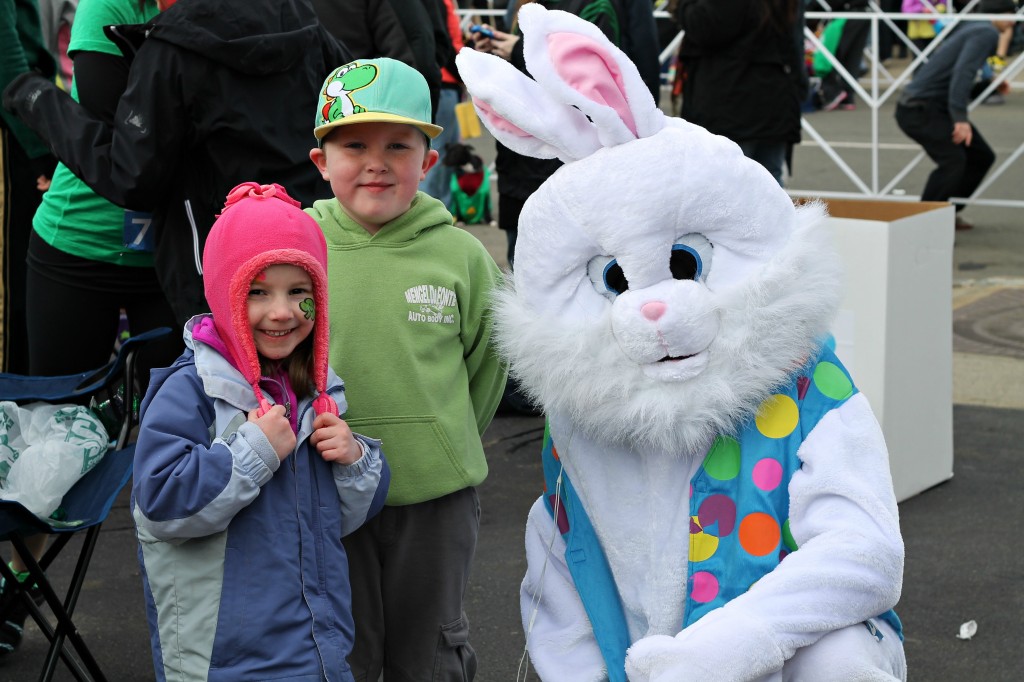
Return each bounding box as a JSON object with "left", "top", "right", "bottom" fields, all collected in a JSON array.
[{"left": 314, "top": 111, "right": 443, "bottom": 140}]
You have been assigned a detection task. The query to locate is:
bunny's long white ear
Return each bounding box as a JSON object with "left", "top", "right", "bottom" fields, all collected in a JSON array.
[
  {"left": 456, "top": 47, "right": 604, "bottom": 163},
  {"left": 520, "top": 4, "right": 666, "bottom": 147}
]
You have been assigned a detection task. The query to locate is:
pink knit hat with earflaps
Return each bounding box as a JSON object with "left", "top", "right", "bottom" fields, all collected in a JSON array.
[{"left": 202, "top": 182, "right": 338, "bottom": 417}]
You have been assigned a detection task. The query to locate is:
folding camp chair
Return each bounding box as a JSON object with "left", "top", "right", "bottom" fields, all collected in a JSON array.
[{"left": 0, "top": 327, "right": 171, "bottom": 682}]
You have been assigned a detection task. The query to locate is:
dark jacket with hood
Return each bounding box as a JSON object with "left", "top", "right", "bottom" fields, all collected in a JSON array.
[
  {"left": 675, "top": 0, "right": 807, "bottom": 145},
  {"left": 2, "top": 0, "right": 352, "bottom": 324},
  {"left": 384, "top": 0, "right": 455, "bottom": 118},
  {"left": 310, "top": 0, "right": 415, "bottom": 70}
]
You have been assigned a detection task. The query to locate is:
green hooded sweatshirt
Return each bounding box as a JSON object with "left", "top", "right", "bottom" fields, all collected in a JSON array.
[{"left": 306, "top": 192, "right": 507, "bottom": 505}]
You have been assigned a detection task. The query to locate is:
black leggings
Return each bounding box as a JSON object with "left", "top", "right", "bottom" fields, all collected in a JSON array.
[
  {"left": 821, "top": 13, "right": 870, "bottom": 104},
  {"left": 25, "top": 230, "right": 183, "bottom": 385},
  {"left": 895, "top": 103, "right": 995, "bottom": 208},
  {"left": 1, "top": 130, "right": 40, "bottom": 374}
]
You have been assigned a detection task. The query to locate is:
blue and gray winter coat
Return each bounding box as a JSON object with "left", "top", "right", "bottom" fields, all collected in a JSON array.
[{"left": 132, "top": 324, "right": 388, "bottom": 682}]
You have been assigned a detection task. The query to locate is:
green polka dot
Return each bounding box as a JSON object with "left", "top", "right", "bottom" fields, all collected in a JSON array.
[
  {"left": 813, "top": 361, "right": 853, "bottom": 400},
  {"left": 702, "top": 436, "right": 741, "bottom": 480},
  {"left": 782, "top": 519, "right": 798, "bottom": 551}
]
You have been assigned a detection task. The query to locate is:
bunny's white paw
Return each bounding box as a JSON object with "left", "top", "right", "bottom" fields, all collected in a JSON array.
[{"left": 624, "top": 634, "right": 691, "bottom": 681}]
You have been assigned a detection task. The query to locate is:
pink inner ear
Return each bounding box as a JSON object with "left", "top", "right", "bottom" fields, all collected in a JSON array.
[
  {"left": 475, "top": 99, "right": 532, "bottom": 138},
  {"left": 548, "top": 33, "right": 637, "bottom": 136}
]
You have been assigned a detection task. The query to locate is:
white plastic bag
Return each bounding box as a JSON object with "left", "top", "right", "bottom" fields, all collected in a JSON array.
[{"left": 0, "top": 401, "right": 110, "bottom": 518}]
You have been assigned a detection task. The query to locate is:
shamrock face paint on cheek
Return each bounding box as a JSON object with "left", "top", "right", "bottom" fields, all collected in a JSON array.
[
  {"left": 247, "top": 264, "right": 315, "bottom": 361},
  {"left": 300, "top": 298, "right": 316, "bottom": 321}
]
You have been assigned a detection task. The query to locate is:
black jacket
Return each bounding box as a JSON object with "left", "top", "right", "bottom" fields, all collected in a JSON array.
[
  {"left": 310, "top": 0, "right": 415, "bottom": 68},
  {"left": 3, "top": 0, "right": 351, "bottom": 324},
  {"left": 384, "top": 0, "right": 455, "bottom": 118},
  {"left": 676, "top": 0, "right": 806, "bottom": 144}
]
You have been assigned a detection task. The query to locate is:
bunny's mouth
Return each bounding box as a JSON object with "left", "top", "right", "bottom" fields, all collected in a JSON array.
[
  {"left": 642, "top": 349, "right": 709, "bottom": 381},
  {"left": 658, "top": 353, "right": 696, "bottom": 363}
]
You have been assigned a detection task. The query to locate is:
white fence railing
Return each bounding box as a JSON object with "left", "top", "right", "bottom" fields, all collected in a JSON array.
[{"left": 797, "top": 2, "right": 1024, "bottom": 207}]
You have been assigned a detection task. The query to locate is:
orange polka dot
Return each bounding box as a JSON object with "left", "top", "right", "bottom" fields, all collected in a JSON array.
[{"left": 738, "top": 513, "right": 781, "bottom": 557}]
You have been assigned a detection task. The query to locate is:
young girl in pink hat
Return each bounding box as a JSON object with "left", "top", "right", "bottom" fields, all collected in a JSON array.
[{"left": 131, "top": 182, "right": 389, "bottom": 682}]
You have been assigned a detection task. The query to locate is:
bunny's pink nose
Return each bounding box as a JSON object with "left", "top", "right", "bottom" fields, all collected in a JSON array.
[{"left": 641, "top": 301, "right": 667, "bottom": 321}]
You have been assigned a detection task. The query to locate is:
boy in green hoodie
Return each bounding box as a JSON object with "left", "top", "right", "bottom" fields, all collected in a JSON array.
[{"left": 307, "top": 57, "right": 506, "bottom": 680}]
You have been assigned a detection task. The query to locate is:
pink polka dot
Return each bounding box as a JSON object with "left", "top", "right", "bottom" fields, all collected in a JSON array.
[
  {"left": 691, "top": 571, "right": 719, "bottom": 603},
  {"left": 752, "top": 458, "right": 783, "bottom": 491}
]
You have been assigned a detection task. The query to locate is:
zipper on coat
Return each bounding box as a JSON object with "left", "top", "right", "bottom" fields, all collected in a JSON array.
[{"left": 185, "top": 199, "right": 202, "bottom": 275}]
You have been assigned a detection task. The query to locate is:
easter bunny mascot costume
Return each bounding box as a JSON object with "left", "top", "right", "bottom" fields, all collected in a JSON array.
[{"left": 457, "top": 6, "right": 906, "bottom": 682}]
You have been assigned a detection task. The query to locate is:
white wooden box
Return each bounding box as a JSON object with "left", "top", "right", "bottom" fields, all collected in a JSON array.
[{"left": 823, "top": 199, "right": 955, "bottom": 502}]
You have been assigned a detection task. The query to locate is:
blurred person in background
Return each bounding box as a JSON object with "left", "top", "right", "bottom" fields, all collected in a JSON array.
[
  {"left": 816, "top": 0, "right": 870, "bottom": 110},
  {"left": 37, "top": 0, "right": 78, "bottom": 88},
  {"left": 3, "top": 0, "right": 352, "bottom": 325},
  {"left": 0, "top": 0, "right": 180, "bottom": 658},
  {"left": 310, "top": 0, "right": 415, "bottom": 67},
  {"left": 418, "top": 0, "right": 466, "bottom": 209},
  {"left": 675, "top": 0, "right": 808, "bottom": 185},
  {"left": 26, "top": 0, "right": 180, "bottom": 384},
  {"left": 894, "top": 0, "right": 1017, "bottom": 231},
  {"left": 0, "top": 0, "right": 57, "bottom": 375}
]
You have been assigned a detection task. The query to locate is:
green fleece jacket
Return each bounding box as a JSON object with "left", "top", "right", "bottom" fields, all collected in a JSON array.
[{"left": 306, "top": 192, "right": 507, "bottom": 505}]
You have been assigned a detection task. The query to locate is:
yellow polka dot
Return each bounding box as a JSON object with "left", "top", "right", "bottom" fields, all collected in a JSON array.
[
  {"left": 755, "top": 394, "right": 799, "bottom": 439},
  {"left": 689, "top": 516, "right": 719, "bottom": 562}
]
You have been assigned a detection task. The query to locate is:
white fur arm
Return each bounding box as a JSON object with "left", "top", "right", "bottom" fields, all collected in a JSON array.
[
  {"left": 626, "top": 393, "right": 904, "bottom": 681},
  {"left": 521, "top": 497, "right": 608, "bottom": 682}
]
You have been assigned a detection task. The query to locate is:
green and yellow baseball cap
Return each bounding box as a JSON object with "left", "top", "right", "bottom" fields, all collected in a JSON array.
[{"left": 313, "top": 58, "right": 442, "bottom": 143}]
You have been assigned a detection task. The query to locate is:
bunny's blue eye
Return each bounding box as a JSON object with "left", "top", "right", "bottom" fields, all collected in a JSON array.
[
  {"left": 603, "top": 260, "right": 629, "bottom": 295},
  {"left": 586, "top": 234, "right": 711, "bottom": 299},
  {"left": 672, "top": 234, "right": 713, "bottom": 281},
  {"left": 670, "top": 245, "right": 701, "bottom": 280},
  {"left": 587, "top": 255, "right": 628, "bottom": 297}
]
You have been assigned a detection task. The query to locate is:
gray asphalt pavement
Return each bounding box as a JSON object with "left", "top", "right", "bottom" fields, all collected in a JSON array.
[{"left": 2, "top": 71, "right": 1023, "bottom": 681}]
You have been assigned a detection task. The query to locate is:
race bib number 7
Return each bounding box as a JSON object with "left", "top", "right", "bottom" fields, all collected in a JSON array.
[{"left": 123, "top": 210, "right": 155, "bottom": 252}]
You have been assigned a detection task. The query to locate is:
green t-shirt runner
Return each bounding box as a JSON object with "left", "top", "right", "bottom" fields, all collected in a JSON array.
[{"left": 31, "top": 0, "right": 159, "bottom": 266}]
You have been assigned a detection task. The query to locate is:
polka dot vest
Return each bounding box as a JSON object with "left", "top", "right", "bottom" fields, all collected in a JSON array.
[
  {"left": 540, "top": 344, "right": 901, "bottom": 677},
  {"left": 685, "top": 349, "right": 856, "bottom": 625}
]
